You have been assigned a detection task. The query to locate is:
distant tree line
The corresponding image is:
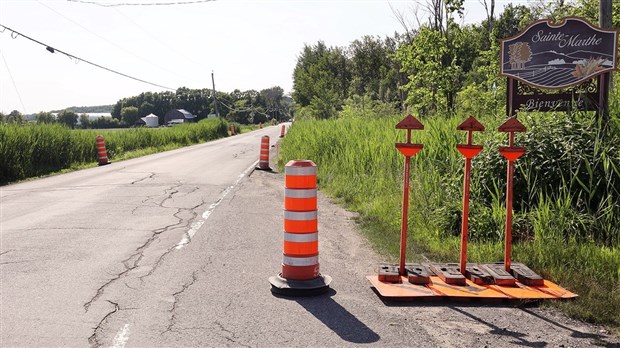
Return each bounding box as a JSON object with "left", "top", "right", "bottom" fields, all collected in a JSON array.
[
  {"left": 51, "top": 105, "right": 115, "bottom": 114},
  {"left": 110, "top": 86, "right": 292, "bottom": 126},
  {"left": 1, "top": 86, "right": 291, "bottom": 128},
  {"left": 292, "top": 0, "right": 619, "bottom": 119},
  {"left": 0, "top": 109, "right": 123, "bottom": 129}
]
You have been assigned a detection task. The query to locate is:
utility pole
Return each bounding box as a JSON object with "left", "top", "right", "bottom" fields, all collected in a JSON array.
[
  {"left": 598, "top": 0, "right": 612, "bottom": 126},
  {"left": 600, "top": 0, "right": 612, "bottom": 89},
  {"left": 211, "top": 71, "right": 220, "bottom": 117},
  {"left": 600, "top": 0, "right": 612, "bottom": 29}
]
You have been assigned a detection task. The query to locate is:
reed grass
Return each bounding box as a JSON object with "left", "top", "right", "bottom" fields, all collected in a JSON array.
[{"left": 278, "top": 110, "right": 620, "bottom": 329}]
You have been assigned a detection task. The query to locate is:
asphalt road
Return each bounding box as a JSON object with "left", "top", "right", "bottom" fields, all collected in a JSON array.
[{"left": 1, "top": 124, "right": 618, "bottom": 347}]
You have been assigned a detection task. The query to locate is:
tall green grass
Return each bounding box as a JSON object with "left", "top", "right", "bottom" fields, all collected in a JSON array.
[
  {"left": 278, "top": 112, "right": 620, "bottom": 329},
  {"left": 0, "top": 118, "right": 229, "bottom": 185}
]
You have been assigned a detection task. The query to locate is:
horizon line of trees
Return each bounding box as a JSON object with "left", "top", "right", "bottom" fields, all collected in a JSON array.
[
  {"left": 0, "top": 109, "right": 125, "bottom": 129},
  {"left": 0, "top": 85, "right": 292, "bottom": 129},
  {"left": 110, "top": 86, "right": 292, "bottom": 127}
]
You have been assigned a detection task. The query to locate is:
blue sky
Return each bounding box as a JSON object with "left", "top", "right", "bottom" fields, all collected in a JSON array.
[{"left": 0, "top": 0, "right": 524, "bottom": 114}]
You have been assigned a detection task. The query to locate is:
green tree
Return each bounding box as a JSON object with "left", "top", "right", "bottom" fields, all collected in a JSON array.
[
  {"left": 348, "top": 35, "right": 401, "bottom": 105},
  {"left": 91, "top": 116, "right": 121, "bottom": 129},
  {"left": 0, "top": 112, "right": 4, "bottom": 123},
  {"left": 293, "top": 41, "right": 351, "bottom": 118},
  {"left": 492, "top": 4, "right": 533, "bottom": 40},
  {"left": 7, "top": 110, "right": 24, "bottom": 124},
  {"left": 396, "top": 26, "right": 464, "bottom": 115},
  {"left": 57, "top": 110, "right": 78, "bottom": 128},
  {"left": 79, "top": 114, "right": 91, "bottom": 129},
  {"left": 260, "top": 86, "right": 284, "bottom": 121},
  {"left": 120, "top": 106, "right": 140, "bottom": 125},
  {"left": 565, "top": 0, "right": 620, "bottom": 28},
  {"left": 35, "top": 111, "right": 55, "bottom": 124},
  {"left": 139, "top": 101, "right": 155, "bottom": 117}
]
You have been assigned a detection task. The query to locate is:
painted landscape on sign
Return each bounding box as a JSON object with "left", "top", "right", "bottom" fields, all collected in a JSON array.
[
  {"left": 500, "top": 18, "right": 618, "bottom": 89},
  {"left": 503, "top": 49, "right": 614, "bottom": 88}
]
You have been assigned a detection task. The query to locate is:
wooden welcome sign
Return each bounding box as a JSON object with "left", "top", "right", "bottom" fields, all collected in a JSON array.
[{"left": 500, "top": 17, "right": 619, "bottom": 114}]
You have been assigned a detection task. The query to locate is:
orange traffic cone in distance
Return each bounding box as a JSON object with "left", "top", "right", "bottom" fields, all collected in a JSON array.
[
  {"left": 95, "top": 135, "right": 110, "bottom": 166},
  {"left": 257, "top": 135, "right": 271, "bottom": 170}
]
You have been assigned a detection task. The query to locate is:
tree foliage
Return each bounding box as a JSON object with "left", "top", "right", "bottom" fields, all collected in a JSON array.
[
  {"left": 57, "top": 110, "right": 78, "bottom": 128},
  {"left": 36, "top": 112, "right": 55, "bottom": 124},
  {"left": 293, "top": 42, "right": 352, "bottom": 119},
  {"left": 292, "top": 38, "right": 404, "bottom": 119},
  {"left": 5, "top": 110, "right": 24, "bottom": 124},
  {"left": 110, "top": 86, "right": 290, "bottom": 126},
  {"left": 291, "top": 0, "right": 616, "bottom": 119},
  {"left": 120, "top": 106, "right": 140, "bottom": 125}
]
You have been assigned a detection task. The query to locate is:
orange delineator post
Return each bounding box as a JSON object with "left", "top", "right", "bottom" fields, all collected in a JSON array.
[
  {"left": 498, "top": 117, "right": 527, "bottom": 272},
  {"left": 269, "top": 160, "right": 331, "bottom": 295},
  {"left": 95, "top": 135, "right": 110, "bottom": 166},
  {"left": 395, "top": 115, "right": 424, "bottom": 276},
  {"left": 280, "top": 124, "right": 286, "bottom": 138},
  {"left": 456, "top": 117, "right": 485, "bottom": 276},
  {"left": 367, "top": 116, "right": 577, "bottom": 300},
  {"left": 257, "top": 135, "right": 271, "bottom": 170}
]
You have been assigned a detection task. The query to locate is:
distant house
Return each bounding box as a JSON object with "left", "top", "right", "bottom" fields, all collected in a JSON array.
[{"left": 164, "top": 109, "right": 195, "bottom": 125}]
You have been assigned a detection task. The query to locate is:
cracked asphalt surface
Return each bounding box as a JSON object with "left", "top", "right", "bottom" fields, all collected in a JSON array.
[{"left": 1, "top": 124, "right": 619, "bottom": 347}]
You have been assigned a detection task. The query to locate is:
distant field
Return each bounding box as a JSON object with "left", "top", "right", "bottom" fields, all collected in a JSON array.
[{"left": 0, "top": 118, "right": 229, "bottom": 185}]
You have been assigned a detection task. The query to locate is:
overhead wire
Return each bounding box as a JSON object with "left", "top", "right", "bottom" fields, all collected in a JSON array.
[
  {"left": 0, "top": 24, "right": 176, "bottom": 91},
  {"left": 1, "top": 50, "right": 28, "bottom": 113},
  {"left": 66, "top": 0, "right": 216, "bottom": 7},
  {"left": 216, "top": 98, "right": 290, "bottom": 119},
  {"left": 36, "top": 0, "right": 203, "bottom": 85},
  {"left": 111, "top": 6, "right": 208, "bottom": 78}
]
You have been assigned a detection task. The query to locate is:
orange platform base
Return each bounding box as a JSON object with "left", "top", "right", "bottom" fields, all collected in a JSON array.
[{"left": 367, "top": 275, "right": 577, "bottom": 300}]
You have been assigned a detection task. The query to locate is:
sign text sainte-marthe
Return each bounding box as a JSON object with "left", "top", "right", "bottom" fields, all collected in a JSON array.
[{"left": 500, "top": 17, "right": 618, "bottom": 90}]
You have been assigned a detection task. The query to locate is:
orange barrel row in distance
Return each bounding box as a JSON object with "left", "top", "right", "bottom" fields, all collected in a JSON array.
[
  {"left": 280, "top": 124, "right": 286, "bottom": 138},
  {"left": 282, "top": 160, "right": 319, "bottom": 280},
  {"left": 96, "top": 135, "right": 110, "bottom": 166},
  {"left": 258, "top": 135, "right": 270, "bottom": 170}
]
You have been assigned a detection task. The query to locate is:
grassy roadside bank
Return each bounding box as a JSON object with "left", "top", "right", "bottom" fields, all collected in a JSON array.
[
  {"left": 278, "top": 114, "right": 620, "bottom": 331},
  {"left": 0, "top": 118, "right": 229, "bottom": 185}
]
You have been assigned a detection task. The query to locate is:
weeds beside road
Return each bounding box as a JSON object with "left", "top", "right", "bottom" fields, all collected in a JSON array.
[
  {"left": 278, "top": 111, "right": 620, "bottom": 332},
  {"left": 0, "top": 118, "right": 229, "bottom": 185}
]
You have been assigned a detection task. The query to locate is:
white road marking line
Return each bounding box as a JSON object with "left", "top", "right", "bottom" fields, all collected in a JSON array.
[
  {"left": 175, "top": 160, "right": 259, "bottom": 250},
  {"left": 110, "top": 323, "right": 130, "bottom": 348}
]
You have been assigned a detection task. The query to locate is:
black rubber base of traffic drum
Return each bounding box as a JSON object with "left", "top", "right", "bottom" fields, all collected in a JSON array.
[{"left": 268, "top": 274, "right": 332, "bottom": 297}]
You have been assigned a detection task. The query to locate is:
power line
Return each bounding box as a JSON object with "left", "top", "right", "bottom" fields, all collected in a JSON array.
[
  {"left": 0, "top": 24, "right": 176, "bottom": 91},
  {"left": 67, "top": 0, "right": 216, "bottom": 7},
  {"left": 1, "top": 50, "right": 27, "bottom": 113},
  {"left": 37, "top": 0, "right": 203, "bottom": 85},
  {"left": 111, "top": 6, "right": 208, "bottom": 76}
]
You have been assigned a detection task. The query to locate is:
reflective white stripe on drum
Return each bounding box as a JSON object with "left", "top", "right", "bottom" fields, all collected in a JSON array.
[
  {"left": 284, "top": 211, "right": 317, "bottom": 220},
  {"left": 285, "top": 188, "right": 317, "bottom": 198},
  {"left": 283, "top": 255, "right": 319, "bottom": 266},
  {"left": 285, "top": 166, "right": 317, "bottom": 176},
  {"left": 284, "top": 232, "right": 318, "bottom": 242}
]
